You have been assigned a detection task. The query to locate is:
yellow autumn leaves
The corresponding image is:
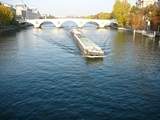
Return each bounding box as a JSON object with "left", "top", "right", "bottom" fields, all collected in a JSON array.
[{"left": 0, "top": 4, "right": 14, "bottom": 25}]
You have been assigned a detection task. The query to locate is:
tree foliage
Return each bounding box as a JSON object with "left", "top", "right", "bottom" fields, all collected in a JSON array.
[
  {"left": 128, "top": 3, "right": 160, "bottom": 30},
  {"left": 128, "top": 6, "right": 145, "bottom": 30},
  {"left": 0, "top": 5, "right": 14, "bottom": 25},
  {"left": 144, "top": 4, "right": 160, "bottom": 18},
  {"left": 86, "top": 12, "right": 112, "bottom": 19},
  {"left": 112, "top": 0, "right": 131, "bottom": 26}
]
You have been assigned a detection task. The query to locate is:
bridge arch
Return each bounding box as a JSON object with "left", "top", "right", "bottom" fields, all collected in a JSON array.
[
  {"left": 59, "top": 20, "right": 79, "bottom": 28},
  {"left": 39, "top": 21, "right": 56, "bottom": 28},
  {"left": 82, "top": 21, "right": 100, "bottom": 28}
]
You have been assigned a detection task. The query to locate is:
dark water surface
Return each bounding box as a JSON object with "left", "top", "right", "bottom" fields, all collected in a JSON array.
[{"left": 0, "top": 27, "right": 160, "bottom": 120}]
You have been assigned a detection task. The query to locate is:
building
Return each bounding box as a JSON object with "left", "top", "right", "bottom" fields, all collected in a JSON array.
[
  {"left": 25, "top": 8, "right": 41, "bottom": 19},
  {"left": 15, "top": 4, "right": 27, "bottom": 17},
  {"left": 30, "top": 9, "right": 41, "bottom": 19},
  {"left": 15, "top": 4, "right": 41, "bottom": 20}
]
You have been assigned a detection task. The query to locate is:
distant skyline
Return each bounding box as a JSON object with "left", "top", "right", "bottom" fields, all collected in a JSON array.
[{"left": 2, "top": 0, "right": 136, "bottom": 16}]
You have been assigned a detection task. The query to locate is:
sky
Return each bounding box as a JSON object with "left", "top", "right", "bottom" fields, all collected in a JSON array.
[{"left": 2, "top": 0, "right": 136, "bottom": 16}]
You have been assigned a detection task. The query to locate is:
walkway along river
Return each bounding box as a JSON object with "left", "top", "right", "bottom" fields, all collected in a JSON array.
[{"left": 0, "top": 26, "right": 160, "bottom": 120}]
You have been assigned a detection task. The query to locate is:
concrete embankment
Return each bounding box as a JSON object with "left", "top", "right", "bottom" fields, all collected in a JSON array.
[{"left": 117, "top": 27, "right": 159, "bottom": 38}]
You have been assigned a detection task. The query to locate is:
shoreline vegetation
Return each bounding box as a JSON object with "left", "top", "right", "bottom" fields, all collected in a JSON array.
[
  {"left": 87, "top": 1, "right": 160, "bottom": 31},
  {"left": 112, "top": 0, "right": 160, "bottom": 33},
  {"left": 0, "top": 3, "right": 32, "bottom": 35}
]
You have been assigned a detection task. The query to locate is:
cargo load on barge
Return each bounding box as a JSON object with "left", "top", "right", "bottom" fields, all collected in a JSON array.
[{"left": 71, "top": 29, "right": 104, "bottom": 58}]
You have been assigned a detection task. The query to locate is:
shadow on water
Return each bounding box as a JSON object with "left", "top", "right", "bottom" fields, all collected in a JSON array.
[
  {"left": 84, "top": 57, "right": 104, "bottom": 65},
  {"left": 0, "top": 27, "right": 33, "bottom": 39}
]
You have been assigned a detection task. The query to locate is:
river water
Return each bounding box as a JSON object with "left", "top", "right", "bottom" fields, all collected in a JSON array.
[{"left": 0, "top": 26, "right": 160, "bottom": 120}]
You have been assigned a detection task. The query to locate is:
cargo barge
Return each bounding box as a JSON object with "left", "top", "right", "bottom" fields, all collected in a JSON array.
[{"left": 71, "top": 29, "right": 104, "bottom": 58}]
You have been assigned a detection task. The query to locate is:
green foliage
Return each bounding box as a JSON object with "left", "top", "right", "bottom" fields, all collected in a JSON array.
[
  {"left": 86, "top": 12, "right": 112, "bottom": 19},
  {"left": 96, "top": 12, "right": 112, "bottom": 19},
  {"left": 112, "top": 0, "right": 131, "bottom": 26},
  {"left": 46, "top": 15, "right": 55, "bottom": 19},
  {"left": 0, "top": 5, "right": 14, "bottom": 25}
]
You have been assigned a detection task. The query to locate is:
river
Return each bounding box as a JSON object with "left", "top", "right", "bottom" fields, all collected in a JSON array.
[{"left": 0, "top": 25, "right": 160, "bottom": 120}]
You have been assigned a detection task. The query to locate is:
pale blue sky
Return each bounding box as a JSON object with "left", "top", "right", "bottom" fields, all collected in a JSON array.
[{"left": 2, "top": 0, "right": 136, "bottom": 16}]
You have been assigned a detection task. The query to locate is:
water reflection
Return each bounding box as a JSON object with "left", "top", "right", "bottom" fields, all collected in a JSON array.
[
  {"left": 0, "top": 27, "right": 160, "bottom": 120},
  {"left": 133, "top": 34, "right": 160, "bottom": 51}
]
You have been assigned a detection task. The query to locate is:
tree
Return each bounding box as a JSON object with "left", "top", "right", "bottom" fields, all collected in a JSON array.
[
  {"left": 144, "top": 4, "right": 160, "bottom": 18},
  {"left": 144, "top": 4, "right": 160, "bottom": 31},
  {"left": 129, "top": 13, "right": 145, "bottom": 30},
  {"left": 112, "top": 0, "right": 131, "bottom": 27},
  {"left": 0, "top": 5, "right": 14, "bottom": 25},
  {"left": 128, "top": 5, "right": 145, "bottom": 30},
  {"left": 85, "top": 12, "right": 112, "bottom": 19},
  {"left": 129, "top": 3, "right": 160, "bottom": 30},
  {"left": 46, "top": 14, "right": 55, "bottom": 19},
  {"left": 96, "top": 12, "right": 112, "bottom": 19}
]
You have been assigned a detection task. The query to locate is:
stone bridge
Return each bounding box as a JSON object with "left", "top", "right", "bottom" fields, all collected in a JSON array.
[{"left": 26, "top": 18, "right": 117, "bottom": 28}]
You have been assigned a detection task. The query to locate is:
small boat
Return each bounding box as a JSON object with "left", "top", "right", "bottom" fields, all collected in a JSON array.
[
  {"left": 142, "top": 31, "right": 155, "bottom": 38},
  {"left": 71, "top": 29, "right": 104, "bottom": 58}
]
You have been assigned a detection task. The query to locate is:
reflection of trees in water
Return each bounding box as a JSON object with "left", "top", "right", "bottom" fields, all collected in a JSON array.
[
  {"left": 134, "top": 34, "right": 160, "bottom": 51},
  {"left": 113, "top": 31, "right": 160, "bottom": 57},
  {"left": 112, "top": 31, "right": 128, "bottom": 59}
]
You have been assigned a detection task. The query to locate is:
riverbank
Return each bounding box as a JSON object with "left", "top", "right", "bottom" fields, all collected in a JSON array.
[
  {"left": 116, "top": 27, "right": 160, "bottom": 39},
  {"left": 0, "top": 22, "right": 33, "bottom": 35}
]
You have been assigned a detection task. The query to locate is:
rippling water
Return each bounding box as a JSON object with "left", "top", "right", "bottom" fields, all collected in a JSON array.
[{"left": 0, "top": 26, "right": 160, "bottom": 120}]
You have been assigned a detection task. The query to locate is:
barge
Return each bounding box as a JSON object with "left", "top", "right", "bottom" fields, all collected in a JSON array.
[{"left": 71, "top": 29, "right": 104, "bottom": 58}]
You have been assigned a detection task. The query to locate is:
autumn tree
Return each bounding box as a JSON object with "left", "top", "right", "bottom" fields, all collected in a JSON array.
[
  {"left": 0, "top": 4, "right": 14, "bottom": 25},
  {"left": 144, "top": 4, "right": 160, "bottom": 31},
  {"left": 129, "top": 3, "right": 160, "bottom": 30},
  {"left": 128, "top": 6, "right": 145, "bottom": 30},
  {"left": 112, "top": 0, "right": 131, "bottom": 27},
  {"left": 144, "top": 4, "right": 160, "bottom": 18}
]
